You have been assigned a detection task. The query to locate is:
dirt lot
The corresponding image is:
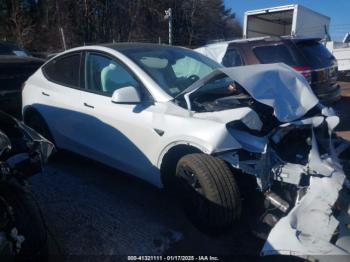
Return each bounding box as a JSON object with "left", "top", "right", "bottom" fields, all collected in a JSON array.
[
  {"left": 33, "top": 153, "right": 262, "bottom": 261},
  {"left": 27, "top": 81, "right": 350, "bottom": 260}
]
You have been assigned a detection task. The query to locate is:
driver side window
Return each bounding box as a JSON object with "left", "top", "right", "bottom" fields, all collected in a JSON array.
[{"left": 85, "top": 52, "right": 141, "bottom": 96}]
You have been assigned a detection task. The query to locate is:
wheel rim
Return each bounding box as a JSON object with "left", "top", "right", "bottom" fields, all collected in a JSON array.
[
  {"left": 178, "top": 167, "right": 203, "bottom": 194},
  {"left": 177, "top": 167, "right": 207, "bottom": 219}
]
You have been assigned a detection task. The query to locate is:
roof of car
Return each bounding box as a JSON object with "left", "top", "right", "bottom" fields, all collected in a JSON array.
[
  {"left": 0, "top": 55, "right": 44, "bottom": 65},
  {"left": 101, "top": 42, "right": 186, "bottom": 51},
  {"left": 202, "top": 36, "right": 322, "bottom": 48}
]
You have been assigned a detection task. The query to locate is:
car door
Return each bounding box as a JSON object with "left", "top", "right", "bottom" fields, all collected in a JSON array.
[
  {"left": 40, "top": 52, "right": 91, "bottom": 152},
  {"left": 78, "top": 51, "right": 161, "bottom": 182}
]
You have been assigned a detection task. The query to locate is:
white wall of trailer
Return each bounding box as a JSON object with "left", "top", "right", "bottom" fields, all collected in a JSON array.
[
  {"left": 326, "top": 41, "right": 350, "bottom": 72},
  {"left": 293, "top": 5, "right": 330, "bottom": 39},
  {"left": 244, "top": 4, "right": 330, "bottom": 40},
  {"left": 246, "top": 16, "right": 292, "bottom": 38}
]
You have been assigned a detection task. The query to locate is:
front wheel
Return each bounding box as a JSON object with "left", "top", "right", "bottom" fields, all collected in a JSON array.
[{"left": 175, "top": 154, "right": 241, "bottom": 232}]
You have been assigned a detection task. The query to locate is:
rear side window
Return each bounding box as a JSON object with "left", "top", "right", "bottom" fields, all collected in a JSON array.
[
  {"left": 43, "top": 53, "right": 81, "bottom": 88},
  {"left": 222, "top": 48, "right": 243, "bottom": 67},
  {"left": 253, "top": 44, "right": 301, "bottom": 66},
  {"left": 296, "top": 41, "right": 334, "bottom": 68}
]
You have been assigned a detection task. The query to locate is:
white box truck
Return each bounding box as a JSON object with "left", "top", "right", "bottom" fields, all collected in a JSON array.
[
  {"left": 327, "top": 40, "right": 350, "bottom": 77},
  {"left": 243, "top": 5, "right": 350, "bottom": 76},
  {"left": 243, "top": 4, "right": 330, "bottom": 39}
]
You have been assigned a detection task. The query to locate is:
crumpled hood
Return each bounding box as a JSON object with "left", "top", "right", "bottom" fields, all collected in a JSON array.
[
  {"left": 183, "top": 63, "right": 319, "bottom": 123},
  {"left": 195, "top": 42, "right": 229, "bottom": 64}
]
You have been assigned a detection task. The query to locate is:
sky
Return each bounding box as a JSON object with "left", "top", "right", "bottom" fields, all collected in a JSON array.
[{"left": 224, "top": 0, "right": 350, "bottom": 41}]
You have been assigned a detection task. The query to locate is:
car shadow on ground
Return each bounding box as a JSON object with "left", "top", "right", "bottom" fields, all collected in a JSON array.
[{"left": 31, "top": 150, "right": 263, "bottom": 259}]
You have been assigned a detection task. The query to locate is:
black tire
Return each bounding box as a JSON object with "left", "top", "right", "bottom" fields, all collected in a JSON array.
[
  {"left": 175, "top": 153, "right": 241, "bottom": 231},
  {"left": 0, "top": 182, "right": 48, "bottom": 261},
  {"left": 24, "top": 110, "right": 54, "bottom": 144}
]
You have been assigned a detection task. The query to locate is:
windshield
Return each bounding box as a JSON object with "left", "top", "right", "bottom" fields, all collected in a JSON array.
[
  {"left": 0, "top": 44, "right": 13, "bottom": 55},
  {"left": 253, "top": 44, "right": 304, "bottom": 67},
  {"left": 296, "top": 40, "right": 335, "bottom": 68},
  {"left": 121, "top": 47, "right": 222, "bottom": 97},
  {"left": 0, "top": 43, "right": 30, "bottom": 57}
]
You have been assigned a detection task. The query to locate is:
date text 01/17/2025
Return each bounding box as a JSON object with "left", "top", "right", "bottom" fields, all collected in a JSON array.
[{"left": 127, "top": 256, "right": 220, "bottom": 261}]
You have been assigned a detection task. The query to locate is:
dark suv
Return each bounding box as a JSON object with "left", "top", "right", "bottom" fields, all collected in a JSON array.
[
  {"left": 0, "top": 42, "right": 44, "bottom": 113},
  {"left": 199, "top": 37, "right": 341, "bottom": 104}
]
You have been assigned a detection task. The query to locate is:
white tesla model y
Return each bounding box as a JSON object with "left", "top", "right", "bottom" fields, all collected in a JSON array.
[{"left": 22, "top": 43, "right": 350, "bottom": 259}]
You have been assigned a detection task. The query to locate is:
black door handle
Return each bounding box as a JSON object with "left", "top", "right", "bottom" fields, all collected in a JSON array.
[
  {"left": 83, "top": 102, "right": 94, "bottom": 109},
  {"left": 42, "top": 92, "right": 50, "bottom": 96}
]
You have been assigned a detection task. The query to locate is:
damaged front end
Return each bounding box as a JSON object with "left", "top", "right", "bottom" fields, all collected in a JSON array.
[
  {"left": 221, "top": 109, "right": 350, "bottom": 260},
  {"left": 263, "top": 115, "right": 350, "bottom": 260},
  {"left": 179, "top": 64, "right": 350, "bottom": 260}
]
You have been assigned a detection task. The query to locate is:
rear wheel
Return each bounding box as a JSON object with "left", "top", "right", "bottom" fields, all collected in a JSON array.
[{"left": 175, "top": 153, "right": 241, "bottom": 232}]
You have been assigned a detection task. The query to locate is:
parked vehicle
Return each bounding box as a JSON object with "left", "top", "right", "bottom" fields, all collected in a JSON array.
[
  {"left": 326, "top": 41, "right": 350, "bottom": 79},
  {"left": 196, "top": 37, "right": 341, "bottom": 104},
  {"left": 0, "top": 111, "right": 54, "bottom": 261},
  {"left": 0, "top": 42, "right": 31, "bottom": 57},
  {"left": 29, "top": 51, "right": 63, "bottom": 61},
  {"left": 22, "top": 43, "right": 350, "bottom": 260},
  {"left": 243, "top": 4, "right": 330, "bottom": 40},
  {"left": 243, "top": 4, "right": 350, "bottom": 82},
  {"left": 0, "top": 42, "right": 44, "bottom": 113}
]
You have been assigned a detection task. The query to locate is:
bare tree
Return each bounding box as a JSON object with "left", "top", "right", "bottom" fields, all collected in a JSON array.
[
  {"left": 182, "top": 0, "right": 199, "bottom": 46},
  {"left": 5, "top": 0, "right": 35, "bottom": 46},
  {"left": 0, "top": 0, "right": 242, "bottom": 51}
]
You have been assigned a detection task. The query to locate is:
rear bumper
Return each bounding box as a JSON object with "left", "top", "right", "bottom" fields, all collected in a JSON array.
[{"left": 312, "top": 83, "right": 342, "bottom": 105}]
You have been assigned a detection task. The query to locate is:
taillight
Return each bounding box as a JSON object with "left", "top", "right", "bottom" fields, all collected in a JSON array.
[{"left": 292, "top": 66, "right": 312, "bottom": 84}]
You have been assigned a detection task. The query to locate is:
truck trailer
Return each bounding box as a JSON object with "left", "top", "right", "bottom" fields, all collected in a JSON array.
[
  {"left": 243, "top": 4, "right": 330, "bottom": 39},
  {"left": 326, "top": 40, "right": 350, "bottom": 77}
]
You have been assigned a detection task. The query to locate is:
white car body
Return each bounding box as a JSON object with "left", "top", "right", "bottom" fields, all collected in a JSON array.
[
  {"left": 22, "top": 45, "right": 240, "bottom": 186},
  {"left": 22, "top": 44, "right": 350, "bottom": 260}
]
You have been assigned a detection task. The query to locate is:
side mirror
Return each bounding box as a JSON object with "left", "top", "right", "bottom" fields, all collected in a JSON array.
[{"left": 111, "top": 86, "right": 141, "bottom": 104}]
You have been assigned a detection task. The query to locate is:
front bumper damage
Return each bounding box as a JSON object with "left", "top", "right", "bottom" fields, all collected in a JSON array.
[
  {"left": 219, "top": 111, "right": 350, "bottom": 261},
  {"left": 184, "top": 63, "right": 350, "bottom": 260},
  {"left": 262, "top": 167, "right": 350, "bottom": 260},
  {"left": 261, "top": 112, "right": 350, "bottom": 260}
]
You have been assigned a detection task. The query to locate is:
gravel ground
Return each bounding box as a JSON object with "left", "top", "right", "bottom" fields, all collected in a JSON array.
[
  {"left": 26, "top": 81, "right": 350, "bottom": 260},
  {"left": 30, "top": 153, "right": 262, "bottom": 260}
]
